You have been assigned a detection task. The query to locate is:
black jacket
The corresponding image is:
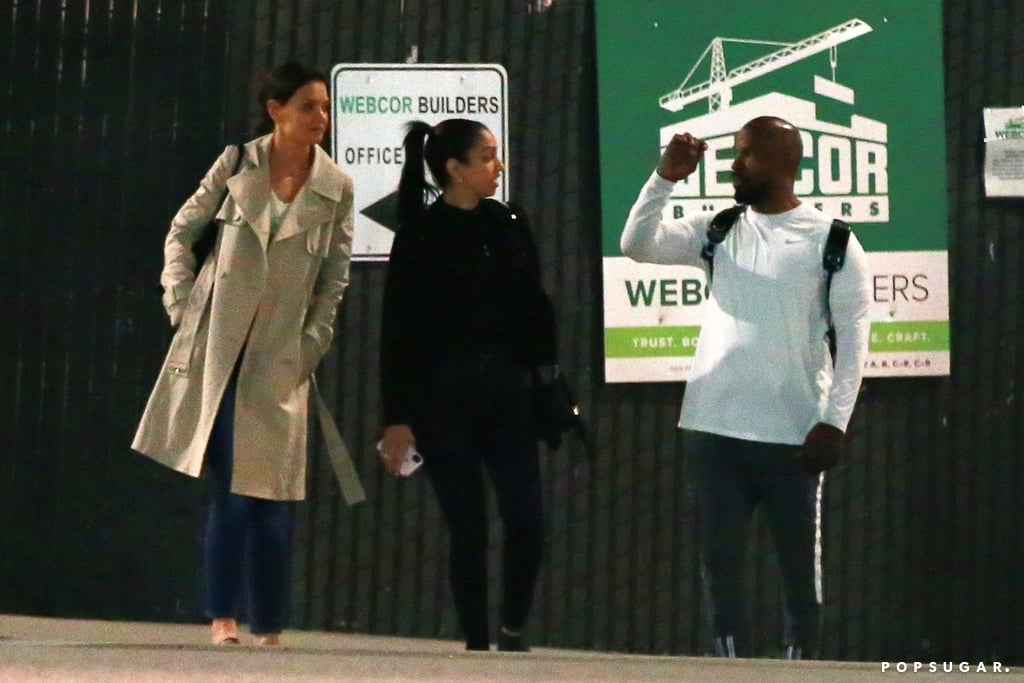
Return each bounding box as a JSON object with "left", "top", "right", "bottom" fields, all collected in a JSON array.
[{"left": 381, "top": 198, "right": 557, "bottom": 425}]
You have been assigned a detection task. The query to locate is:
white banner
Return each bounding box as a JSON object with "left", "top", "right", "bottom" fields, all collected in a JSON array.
[{"left": 603, "top": 251, "right": 950, "bottom": 382}]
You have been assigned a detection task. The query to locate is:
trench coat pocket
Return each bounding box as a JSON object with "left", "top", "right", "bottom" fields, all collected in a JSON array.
[
  {"left": 163, "top": 254, "right": 217, "bottom": 375},
  {"left": 306, "top": 224, "right": 333, "bottom": 257}
]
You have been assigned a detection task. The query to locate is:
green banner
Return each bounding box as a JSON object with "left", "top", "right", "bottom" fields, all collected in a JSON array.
[
  {"left": 596, "top": 0, "right": 950, "bottom": 382},
  {"left": 605, "top": 326, "right": 702, "bottom": 358},
  {"left": 869, "top": 321, "right": 949, "bottom": 352}
]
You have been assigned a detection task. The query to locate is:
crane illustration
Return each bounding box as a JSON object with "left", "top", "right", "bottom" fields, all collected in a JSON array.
[{"left": 659, "top": 19, "right": 873, "bottom": 113}]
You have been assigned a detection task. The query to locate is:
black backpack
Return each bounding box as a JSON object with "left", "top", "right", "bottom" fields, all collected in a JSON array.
[{"left": 699, "top": 204, "right": 851, "bottom": 360}]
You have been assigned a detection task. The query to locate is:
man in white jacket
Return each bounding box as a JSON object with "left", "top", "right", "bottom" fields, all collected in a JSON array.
[{"left": 620, "top": 116, "right": 872, "bottom": 659}]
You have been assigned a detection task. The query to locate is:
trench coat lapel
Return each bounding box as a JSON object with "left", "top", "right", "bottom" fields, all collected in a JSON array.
[
  {"left": 226, "top": 139, "right": 272, "bottom": 252},
  {"left": 223, "top": 139, "right": 345, "bottom": 248}
]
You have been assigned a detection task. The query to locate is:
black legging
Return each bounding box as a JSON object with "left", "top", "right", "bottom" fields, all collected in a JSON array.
[{"left": 412, "top": 350, "right": 544, "bottom": 650}]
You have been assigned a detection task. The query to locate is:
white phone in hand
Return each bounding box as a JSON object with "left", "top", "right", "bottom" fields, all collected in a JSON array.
[
  {"left": 377, "top": 441, "right": 424, "bottom": 477},
  {"left": 399, "top": 446, "right": 424, "bottom": 476}
]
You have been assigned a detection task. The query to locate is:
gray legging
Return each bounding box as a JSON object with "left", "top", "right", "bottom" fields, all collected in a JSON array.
[{"left": 684, "top": 429, "right": 820, "bottom": 655}]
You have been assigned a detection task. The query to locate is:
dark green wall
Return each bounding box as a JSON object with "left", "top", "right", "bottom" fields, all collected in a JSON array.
[{"left": 1, "top": 0, "right": 1021, "bottom": 663}]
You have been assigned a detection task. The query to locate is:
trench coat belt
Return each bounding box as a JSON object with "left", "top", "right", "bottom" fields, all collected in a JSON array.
[{"left": 311, "top": 374, "right": 366, "bottom": 505}]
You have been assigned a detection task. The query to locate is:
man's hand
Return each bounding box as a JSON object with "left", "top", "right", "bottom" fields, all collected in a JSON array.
[
  {"left": 657, "top": 133, "right": 708, "bottom": 182},
  {"left": 799, "top": 422, "right": 844, "bottom": 474}
]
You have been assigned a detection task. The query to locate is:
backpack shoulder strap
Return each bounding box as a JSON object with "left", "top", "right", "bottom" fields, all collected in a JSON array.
[
  {"left": 823, "top": 218, "right": 852, "bottom": 362},
  {"left": 823, "top": 218, "right": 851, "bottom": 273},
  {"left": 701, "top": 204, "right": 746, "bottom": 292},
  {"left": 823, "top": 218, "right": 852, "bottom": 315}
]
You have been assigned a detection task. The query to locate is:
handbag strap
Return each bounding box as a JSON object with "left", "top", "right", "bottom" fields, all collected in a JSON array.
[
  {"left": 198, "top": 144, "right": 244, "bottom": 264},
  {"left": 217, "top": 144, "right": 245, "bottom": 209}
]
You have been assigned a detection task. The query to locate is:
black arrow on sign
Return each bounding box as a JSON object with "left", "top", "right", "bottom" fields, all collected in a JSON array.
[{"left": 360, "top": 191, "right": 400, "bottom": 232}]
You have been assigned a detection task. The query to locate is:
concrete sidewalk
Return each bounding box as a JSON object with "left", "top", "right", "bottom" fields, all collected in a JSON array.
[{"left": 0, "top": 614, "right": 1015, "bottom": 682}]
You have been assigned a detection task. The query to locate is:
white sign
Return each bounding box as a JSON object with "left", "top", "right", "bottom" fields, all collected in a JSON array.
[
  {"left": 330, "top": 64, "right": 509, "bottom": 260},
  {"left": 983, "top": 106, "right": 1024, "bottom": 198}
]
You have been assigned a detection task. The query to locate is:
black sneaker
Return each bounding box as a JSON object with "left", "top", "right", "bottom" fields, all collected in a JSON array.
[{"left": 498, "top": 628, "right": 530, "bottom": 652}]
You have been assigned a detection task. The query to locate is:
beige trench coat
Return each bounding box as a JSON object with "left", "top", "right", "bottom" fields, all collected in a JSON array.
[{"left": 132, "top": 135, "right": 354, "bottom": 500}]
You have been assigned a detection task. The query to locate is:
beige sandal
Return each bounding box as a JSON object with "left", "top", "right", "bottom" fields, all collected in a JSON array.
[{"left": 211, "top": 618, "right": 240, "bottom": 645}]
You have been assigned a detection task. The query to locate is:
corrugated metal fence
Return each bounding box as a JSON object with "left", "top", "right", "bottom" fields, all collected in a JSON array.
[{"left": 1, "top": 0, "right": 1022, "bottom": 663}]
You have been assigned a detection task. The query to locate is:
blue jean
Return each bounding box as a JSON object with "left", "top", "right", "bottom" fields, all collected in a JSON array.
[
  {"left": 203, "top": 369, "right": 294, "bottom": 635},
  {"left": 684, "top": 429, "right": 820, "bottom": 654}
]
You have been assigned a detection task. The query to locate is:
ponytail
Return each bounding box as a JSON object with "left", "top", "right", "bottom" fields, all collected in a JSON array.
[
  {"left": 398, "top": 121, "right": 435, "bottom": 229},
  {"left": 397, "top": 118, "right": 490, "bottom": 229}
]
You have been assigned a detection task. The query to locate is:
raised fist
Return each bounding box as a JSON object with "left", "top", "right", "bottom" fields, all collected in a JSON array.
[{"left": 657, "top": 133, "right": 707, "bottom": 182}]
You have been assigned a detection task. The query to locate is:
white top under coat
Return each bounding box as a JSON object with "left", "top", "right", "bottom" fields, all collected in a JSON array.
[{"left": 270, "top": 190, "right": 295, "bottom": 241}]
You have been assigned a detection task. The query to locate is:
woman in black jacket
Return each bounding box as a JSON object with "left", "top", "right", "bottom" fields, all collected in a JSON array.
[{"left": 378, "top": 118, "right": 557, "bottom": 652}]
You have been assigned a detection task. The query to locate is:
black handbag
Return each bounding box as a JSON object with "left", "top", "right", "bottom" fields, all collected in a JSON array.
[
  {"left": 192, "top": 144, "right": 243, "bottom": 268},
  {"left": 532, "top": 368, "right": 590, "bottom": 459}
]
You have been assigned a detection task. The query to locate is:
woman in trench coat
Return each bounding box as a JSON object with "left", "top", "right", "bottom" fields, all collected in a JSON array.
[{"left": 132, "top": 62, "right": 353, "bottom": 646}]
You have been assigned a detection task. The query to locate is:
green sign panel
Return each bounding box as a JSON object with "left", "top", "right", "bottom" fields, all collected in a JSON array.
[{"left": 597, "top": 0, "right": 949, "bottom": 382}]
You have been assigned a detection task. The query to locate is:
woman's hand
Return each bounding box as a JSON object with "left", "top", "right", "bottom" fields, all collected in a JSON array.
[
  {"left": 298, "top": 332, "right": 320, "bottom": 383},
  {"left": 379, "top": 424, "right": 416, "bottom": 476},
  {"left": 168, "top": 301, "right": 184, "bottom": 328}
]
